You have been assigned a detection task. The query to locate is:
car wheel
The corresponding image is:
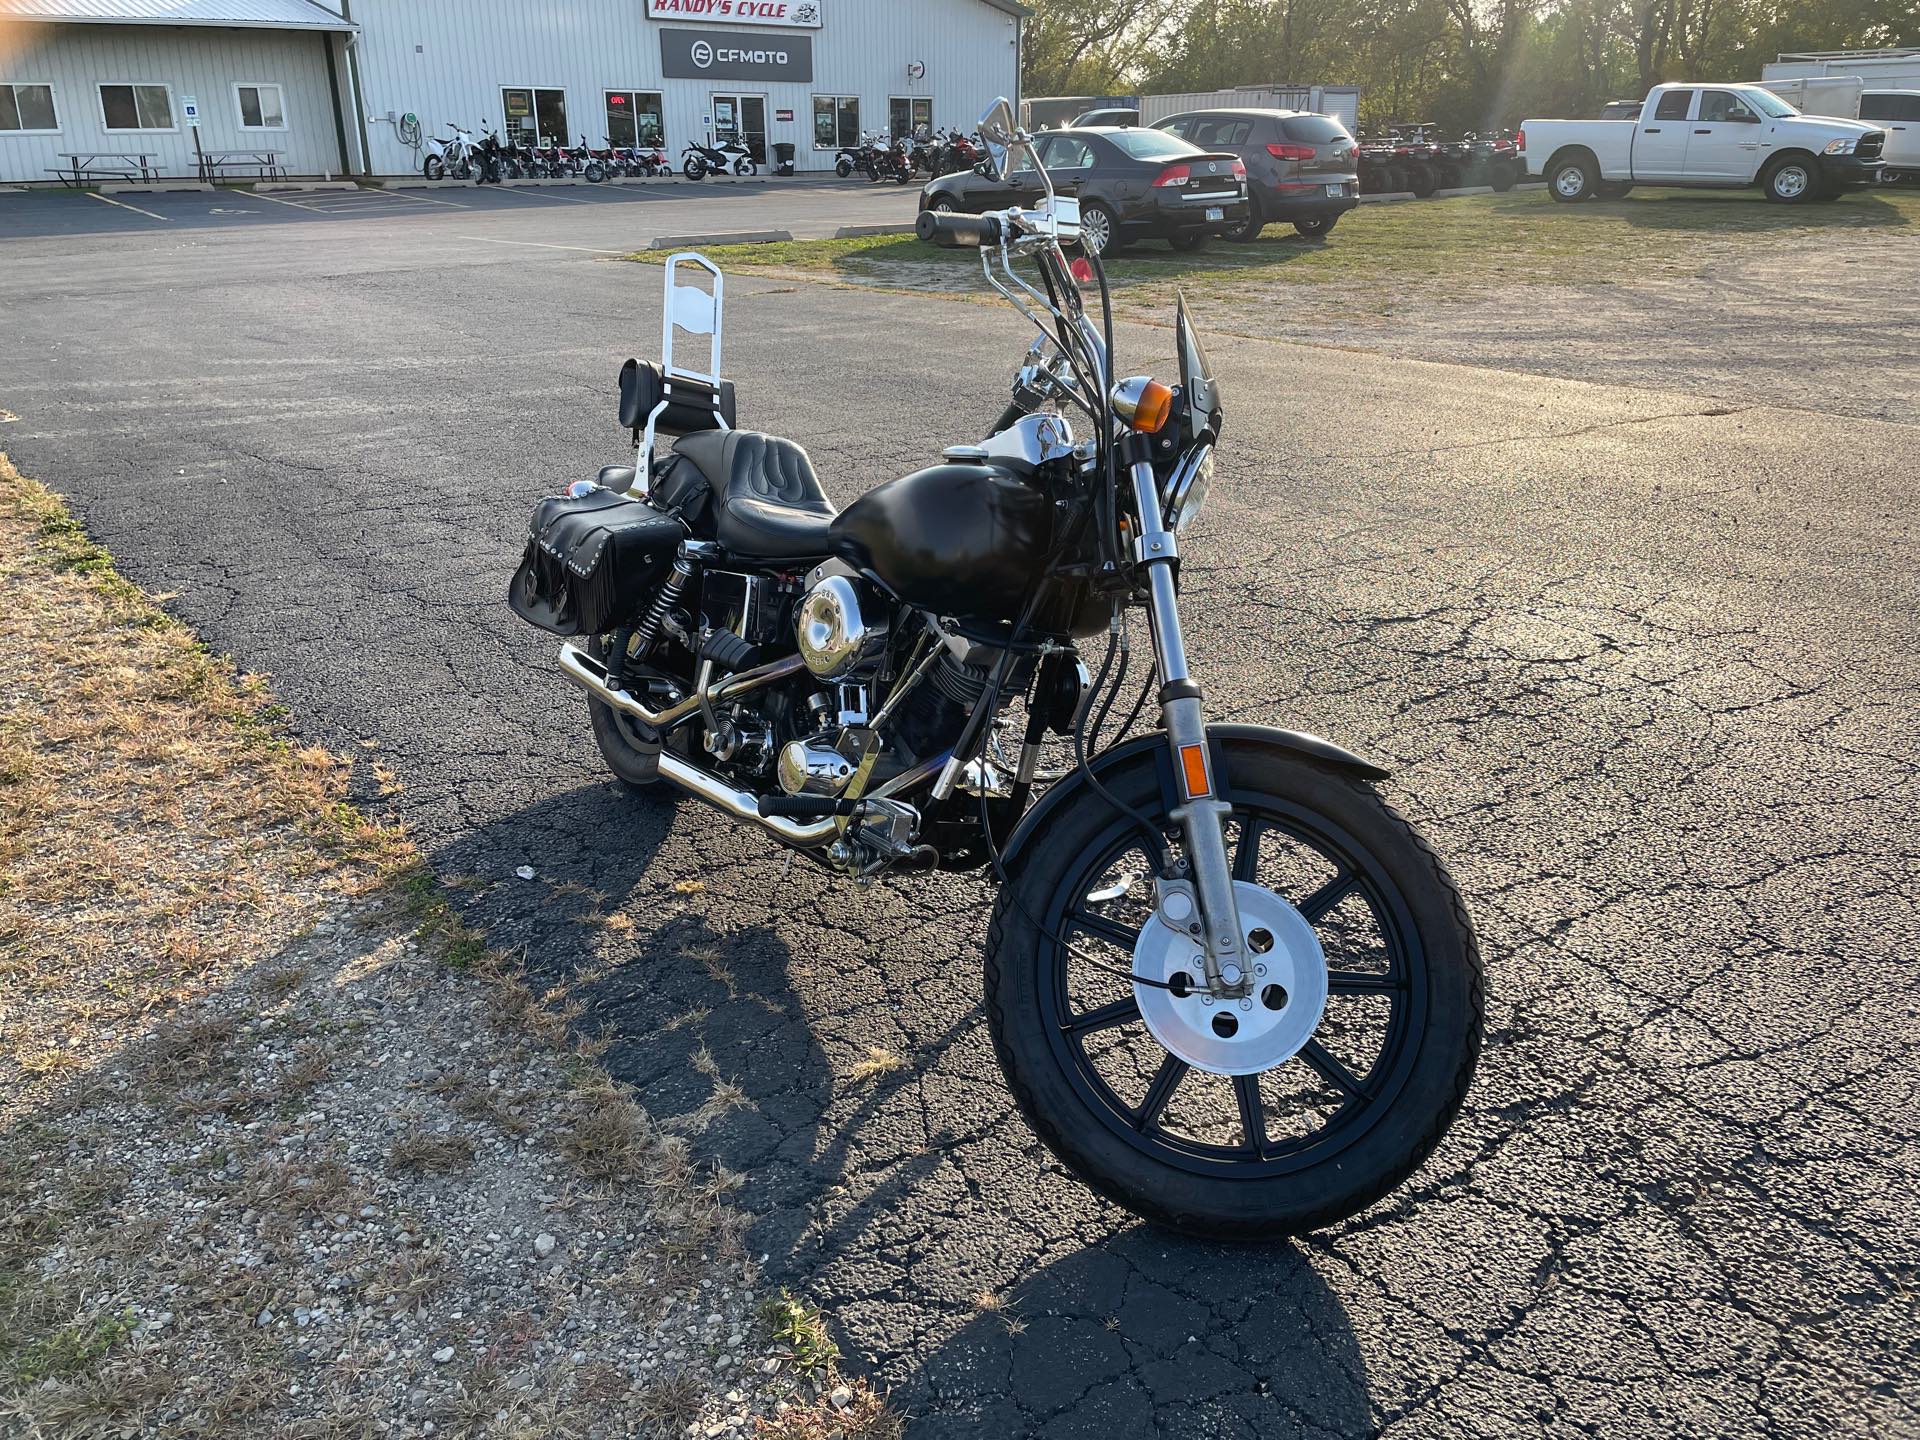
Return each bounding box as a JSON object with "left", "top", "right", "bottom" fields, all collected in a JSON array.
[
  {"left": 1764, "top": 156, "right": 1816, "bottom": 204},
  {"left": 1078, "top": 201, "right": 1118, "bottom": 257},
  {"left": 1548, "top": 153, "right": 1596, "bottom": 202},
  {"left": 1224, "top": 197, "right": 1266, "bottom": 242},
  {"left": 932, "top": 198, "right": 956, "bottom": 214},
  {"left": 1293, "top": 215, "right": 1336, "bottom": 239},
  {"left": 1168, "top": 230, "right": 1208, "bottom": 252}
]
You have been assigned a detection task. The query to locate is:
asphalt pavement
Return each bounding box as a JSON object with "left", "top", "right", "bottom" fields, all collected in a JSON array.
[{"left": 2, "top": 196, "right": 1916, "bottom": 1439}]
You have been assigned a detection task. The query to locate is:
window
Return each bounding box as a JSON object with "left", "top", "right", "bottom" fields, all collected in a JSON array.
[
  {"left": 812, "top": 94, "right": 858, "bottom": 149},
  {"left": 1039, "top": 134, "right": 1094, "bottom": 170},
  {"left": 1652, "top": 89, "right": 1693, "bottom": 122},
  {"left": 1698, "top": 90, "right": 1755, "bottom": 124},
  {"left": 1747, "top": 89, "right": 1796, "bottom": 118},
  {"left": 0, "top": 82, "right": 58, "bottom": 133},
  {"left": 100, "top": 83, "right": 174, "bottom": 131},
  {"left": 234, "top": 83, "right": 285, "bottom": 130},
  {"left": 1188, "top": 117, "right": 1254, "bottom": 147},
  {"left": 1280, "top": 114, "right": 1352, "bottom": 144},
  {"left": 606, "top": 90, "right": 664, "bottom": 148},
  {"left": 1156, "top": 116, "right": 1192, "bottom": 140},
  {"left": 888, "top": 96, "right": 931, "bottom": 139},
  {"left": 1106, "top": 129, "right": 1196, "bottom": 160}
]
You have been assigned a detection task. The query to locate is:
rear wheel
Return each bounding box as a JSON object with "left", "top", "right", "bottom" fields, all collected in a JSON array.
[
  {"left": 423, "top": 155, "right": 446, "bottom": 181},
  {"left": 1548, "top": 153, "right": 1596, "bottom": 202},
  {"left": 1077, "top": 201, "right": 1118, "bottom": 257},
  {"left": 683, "top": 154, "right": 707, "bottom": 181},
  {"left": 985, "top": 738, "right": 1484, "bottom": 1239},
  {"left": 836, "top": 156, "right": 853, "bottom": 178},
  {"left": 1293, "top": 215, "right": 1336, "bottom": 239}
]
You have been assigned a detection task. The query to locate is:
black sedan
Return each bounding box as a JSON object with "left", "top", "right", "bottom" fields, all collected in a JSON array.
[{"left": 918, "top": 127, "right": 1249, "bottom": 255}]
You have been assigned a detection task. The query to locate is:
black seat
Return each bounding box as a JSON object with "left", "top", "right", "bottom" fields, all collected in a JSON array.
[{"left": 674, "top": 430, "right": 835, "bottom": 561}]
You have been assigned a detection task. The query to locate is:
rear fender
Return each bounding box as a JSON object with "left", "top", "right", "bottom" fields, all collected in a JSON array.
[{"left": 997, "top": 723, "right": 1390, "bottom": 873}]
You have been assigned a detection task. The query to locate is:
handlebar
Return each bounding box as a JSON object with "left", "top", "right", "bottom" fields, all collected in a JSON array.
[{"left": 916, "top": 209, "right": 1004, "bottom": 249}]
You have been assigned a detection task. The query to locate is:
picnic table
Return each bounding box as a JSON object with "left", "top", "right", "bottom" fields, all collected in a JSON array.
[
  {"left": 48, "top": 152, "right": 157, "bottom": 186},
  {"left": 196, "top": 149, "right": 288, "bottom": 183}
]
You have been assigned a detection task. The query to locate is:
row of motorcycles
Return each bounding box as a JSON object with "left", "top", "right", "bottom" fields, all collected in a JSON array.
[
  {"left": 834, "top": 127, "right": 984, "bottom": 183},
  {"left": 1357, "top": 124, "right": 1524, "bottom": 198},
  {"left": 422, "top": 121, "right": 759, "bottom": 184}
]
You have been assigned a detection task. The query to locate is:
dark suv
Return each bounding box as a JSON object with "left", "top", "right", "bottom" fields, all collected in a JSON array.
[{"left": 1153, "top": 108, "right": 1360, "bottom": 240}]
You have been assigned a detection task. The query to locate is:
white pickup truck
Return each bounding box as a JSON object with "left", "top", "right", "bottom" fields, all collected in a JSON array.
[{"left": 1521, "top": 82, "right": 1887, "bottom": 204}]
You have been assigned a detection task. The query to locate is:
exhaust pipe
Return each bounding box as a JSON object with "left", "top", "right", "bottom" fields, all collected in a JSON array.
[{"left": 556, "top": 642, "right": 836, "bottom": 845}]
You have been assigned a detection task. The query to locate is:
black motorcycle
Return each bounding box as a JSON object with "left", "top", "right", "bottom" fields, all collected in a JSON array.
[{"left": 508, "top": 99, "right": 1483, "bottom": 1239}]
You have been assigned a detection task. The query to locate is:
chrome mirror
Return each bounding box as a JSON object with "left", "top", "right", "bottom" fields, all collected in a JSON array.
[{"left": 978, "top": 97, "right": 1019, "bottom": 181}]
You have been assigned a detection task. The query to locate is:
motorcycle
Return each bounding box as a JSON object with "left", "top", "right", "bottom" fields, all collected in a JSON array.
[
  {"left": 937, "top": 129, "right": 983, "bottom": 177},
  {"left": 422, "top": 122, "right": 479, "bottom": 181},
  {"left": 507, "top": 98, "right": 1483, "bottom": 1239},
  {"left": 868, "top": 134, "right": 913, "bottom": 185},
  {"left": 683, "top": 131, "right": 756, "bottom": 181}
]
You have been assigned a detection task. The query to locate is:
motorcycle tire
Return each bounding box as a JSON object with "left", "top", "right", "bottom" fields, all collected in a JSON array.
[
  {"left": 734, "top": 158, "right": 756, "bottom": 177},
  {"left": 984, "top": 735, "right": 1483, "bottom": 1240},
  {"left": 423, "top": 155, "right": 446, "bottom": 181},
  {"left": 836, "top": 156, "right": 854, "bottom": 178},
  {"left": 684, "top": 155, "right": 707, "bottom": 181},
  {"left": 585, "top": 161, "right": 606, "bottom": 183},
  {"left": 584, "top": 639, "right": 685, "bottom": 792},
  {"left": 892, "top": 168, "right": 910, "bottom": 185}
]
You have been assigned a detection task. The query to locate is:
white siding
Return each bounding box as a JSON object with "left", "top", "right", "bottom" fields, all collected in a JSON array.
[
  {"left": 0, "top": 20, "right": 343, "bottom": 181},
  {"left": 344, "top": 0, "right": 1019, "bottom": 176}
]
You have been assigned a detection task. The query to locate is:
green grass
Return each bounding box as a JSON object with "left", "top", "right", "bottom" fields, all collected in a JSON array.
[{"left": 627, "top": 187, "right": 1920, "bottom": 304}]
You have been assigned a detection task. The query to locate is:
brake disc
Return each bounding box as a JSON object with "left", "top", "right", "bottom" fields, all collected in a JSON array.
[{"left": 1132, "top": 880, "right": 1329, "bottom": 1078}]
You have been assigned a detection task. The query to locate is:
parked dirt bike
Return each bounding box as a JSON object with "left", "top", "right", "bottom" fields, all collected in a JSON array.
[
  {"left": 507, "top": 99, "right": 1483, "bottom": 1239},
  {"left": 422, "top": 122, "right": 479, "bottom": 181},
  {"left": 683, "top": 133, "right": 756, "bottom": 180}
]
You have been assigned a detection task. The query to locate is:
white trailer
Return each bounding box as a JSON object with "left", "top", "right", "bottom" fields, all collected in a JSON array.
[
  {"left": 1758, "top": 76, "right": 1867, "bottom": 118},
  {"left": 1762, "top": 49, "right": 1920, "bottom": 89}
]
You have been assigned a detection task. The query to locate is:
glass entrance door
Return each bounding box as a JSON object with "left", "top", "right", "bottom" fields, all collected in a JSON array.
[{"left": 710, "top": 93, "right": 768, "bottom": 164}]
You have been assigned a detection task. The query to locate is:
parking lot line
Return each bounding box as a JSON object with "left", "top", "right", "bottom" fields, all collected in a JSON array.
[
  {"left": 246, "top": 190, "right": 327, "bottom": 213},
  {"left": 378, "top": 188, "right": 470, "bottom": 209},
  {"left": 460, "top": 235, "right": 625, "bottom": 254},
  {"left": 84, "top": 192, "right": 170, "bottom": 222},
  {"left": 481, "top": 185, "right": 601, "bottom": 206}
]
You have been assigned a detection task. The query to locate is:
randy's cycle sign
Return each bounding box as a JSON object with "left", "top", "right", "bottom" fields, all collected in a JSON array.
[
  {"left": 645, "top": 0, "right": 822, "bottom": 26},
  {"left": 660, "top": 27, "right": 814, "bottom": 80}
]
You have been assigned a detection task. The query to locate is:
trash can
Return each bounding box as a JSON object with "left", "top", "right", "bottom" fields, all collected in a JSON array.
[{"left": 773, "top": 142, "right": 796, "bottom": 177}]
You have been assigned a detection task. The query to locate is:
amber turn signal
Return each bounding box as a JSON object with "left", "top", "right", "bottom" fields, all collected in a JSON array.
[{"left": 1110, "top": 376, "right": 1176, "bottom": 434}]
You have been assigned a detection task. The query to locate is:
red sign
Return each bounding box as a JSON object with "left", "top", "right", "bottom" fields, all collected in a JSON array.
[{"left": 775, "top": 108, "right": 793, "bottom": 121}]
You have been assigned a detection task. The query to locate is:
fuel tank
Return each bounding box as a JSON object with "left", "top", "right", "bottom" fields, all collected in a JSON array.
[{"left": 829, "top": 462, "right": 1058, "bottom": 630}]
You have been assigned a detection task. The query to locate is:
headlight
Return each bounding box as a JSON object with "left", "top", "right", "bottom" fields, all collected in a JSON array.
[
  {"left": 1162, "top": 444, "right": 1214, "bottom": 534},
  {"left": 1824, "top": 138, "right": 1858, "bottom": 155}
]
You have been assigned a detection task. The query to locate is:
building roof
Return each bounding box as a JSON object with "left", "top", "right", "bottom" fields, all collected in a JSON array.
[
  {"left": 0, "top": 0, "right": 355, "bottom": 30},
  {"left": 977, "top": 0, "right": 1032, "bottom": 18}
]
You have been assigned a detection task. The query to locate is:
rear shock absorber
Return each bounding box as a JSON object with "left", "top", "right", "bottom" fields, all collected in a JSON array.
[{"left": 609, "top": 546, "right": 700, "bottom": 692}]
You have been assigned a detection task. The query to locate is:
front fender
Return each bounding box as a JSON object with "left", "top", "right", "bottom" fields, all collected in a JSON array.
[{"left": 998, "top": 723, "right": 1390, "bottom": 873}]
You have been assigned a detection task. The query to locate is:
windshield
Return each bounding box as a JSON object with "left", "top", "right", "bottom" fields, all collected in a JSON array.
[
  {"left": 1746, "top": 88, "right": 1797, "bottom": 119},
  {"left": 1106, "top": 129, "right": 1200, "bottom": 160},
  {"left": 1175, "top": 296, "right": 1220, "bottom": 438}
]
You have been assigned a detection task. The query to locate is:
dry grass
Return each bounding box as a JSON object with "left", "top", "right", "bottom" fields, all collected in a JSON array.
[
  {"left": 752, "top": 1377, "right": 904, "bottom": 1440},
  {"left": 847, "top": 1046, "right": 908, "bottom": 1084},
  {"left": 387, "top": 1126, "right": 477, "bottom": 1175},
  {"left": 0, "top": 451, "right": 409, "bottom": 1126}
]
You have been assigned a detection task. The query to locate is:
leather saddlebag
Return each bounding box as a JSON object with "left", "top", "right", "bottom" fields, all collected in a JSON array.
[{"left": 508, "top": 489, "right": 686, "bottom": 637}]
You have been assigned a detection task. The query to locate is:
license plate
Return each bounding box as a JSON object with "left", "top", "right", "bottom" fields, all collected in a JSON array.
[
  {"left": 1205, "top": 206, "right": 1224, "bottom": 221},
  {"left": 1325, "top": 183, "right": 1345, "bottom": 196}
]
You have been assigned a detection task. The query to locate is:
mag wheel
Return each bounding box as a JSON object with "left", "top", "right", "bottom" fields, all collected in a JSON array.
[{"left": 985, "top": 737, "right": 1483, "bottom": 1239}]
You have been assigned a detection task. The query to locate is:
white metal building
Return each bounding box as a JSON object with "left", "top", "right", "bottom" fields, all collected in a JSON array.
[{"left": 0, "top": 0, "right": 1028, "bottom": 184}]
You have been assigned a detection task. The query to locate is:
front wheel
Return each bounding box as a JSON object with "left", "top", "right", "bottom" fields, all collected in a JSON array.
[
  {"left": 734, "top": 156, "right": 756, "bottom": 177},
  {"left": 1764, "top": 156, "right": 1817, "bottom": 204},
  {"left": 985, "top": 737, "right": 1483, "bottom": 1239}
]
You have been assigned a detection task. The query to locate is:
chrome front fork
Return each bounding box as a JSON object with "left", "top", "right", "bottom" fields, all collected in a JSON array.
[{"left": 1128, "top": 458, "right": 1249, "bottom": 998}]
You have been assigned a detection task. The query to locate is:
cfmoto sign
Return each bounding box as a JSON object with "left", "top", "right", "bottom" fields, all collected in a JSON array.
[{"left": 660, "top": 27, "right": 814, "bottom": 81}]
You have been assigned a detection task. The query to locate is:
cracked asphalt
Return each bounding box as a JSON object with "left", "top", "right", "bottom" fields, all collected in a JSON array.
[{"left": 3, "top": 198, "right": 1917, "bottom": 1439}]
